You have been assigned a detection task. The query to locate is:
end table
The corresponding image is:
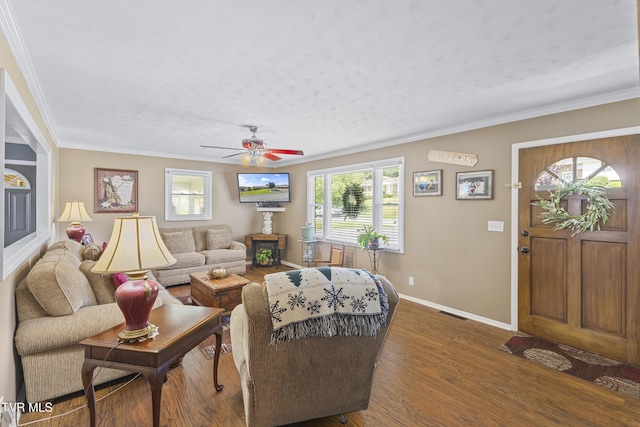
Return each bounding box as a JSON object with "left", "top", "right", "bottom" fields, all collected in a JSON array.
[{"left": 80, "top": 304, "right": 224, "bottom": 427}]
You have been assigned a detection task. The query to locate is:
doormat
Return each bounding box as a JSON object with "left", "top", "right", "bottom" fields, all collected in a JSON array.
[
  {"left": 198, "top": 315, "right": 232, "bottom": 358},
  {"left": 499, "top": 332, "right": 640, "bottom": 400}
]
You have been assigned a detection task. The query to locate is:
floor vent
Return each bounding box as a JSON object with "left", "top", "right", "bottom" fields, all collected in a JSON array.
[{"left": 439, "top": 311, "right": 467, "bottom": 321}]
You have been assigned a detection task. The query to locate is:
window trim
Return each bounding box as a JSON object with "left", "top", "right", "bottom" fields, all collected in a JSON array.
[
  {"left": 1, "top": 71, "right": 52, "bottom": 280},
  {"left": 307, "top": 157, "right": 404, "bottom": 253},
  {"left": 164, "top": 168, "right": 212, "bottom": 221}
]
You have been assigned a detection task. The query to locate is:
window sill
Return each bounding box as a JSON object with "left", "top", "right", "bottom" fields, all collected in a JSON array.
[{"left": 3, "top": 230, "right": 50, "bottom": 280}]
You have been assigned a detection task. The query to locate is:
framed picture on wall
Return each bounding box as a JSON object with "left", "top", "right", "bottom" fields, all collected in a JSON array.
[
  {"left": 413, "top": 170, "right": 442, "bottom": 196},
  {"left": 94, "top": 168, "right": 138, "bottom": 213},
  {"left": 456, "top": 170, "right": 494, "bottom": 200}
]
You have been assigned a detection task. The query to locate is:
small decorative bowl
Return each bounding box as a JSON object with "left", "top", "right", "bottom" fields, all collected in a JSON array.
[{"left": 208, "top": 267, "right": 230, "bottom": 280}]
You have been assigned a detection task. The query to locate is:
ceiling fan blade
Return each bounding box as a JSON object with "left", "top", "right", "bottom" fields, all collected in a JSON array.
[
  {"left": 267, "top": 148, "right": 304, "bottom": 155},
  {"left": 223, "top": 152, "right": 242, "bottom": 158},
  {"left": 263, "top": 152, "right": 282, "bottom": 161},
  {"left": 200, "top": 145, "right": 244, "bottom": 151}
]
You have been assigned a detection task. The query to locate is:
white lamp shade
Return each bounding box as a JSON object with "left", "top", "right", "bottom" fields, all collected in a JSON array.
[
  {"left": 92, "top": 215, "right": 176, "bottom": 274},
  {"left": 57, "top": 201, "right": 93, "bottom": 223}
]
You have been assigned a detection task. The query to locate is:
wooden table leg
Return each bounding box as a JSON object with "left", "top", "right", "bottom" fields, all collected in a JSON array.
[
  {"left": 81, "top": 361, "right": 97, "bottom": 427},
  {"left": 214, "top": 330, "right": 223, "bottom": 391},
  {"left": 147, "top": 370, "right": 164, "bottom": 427}
]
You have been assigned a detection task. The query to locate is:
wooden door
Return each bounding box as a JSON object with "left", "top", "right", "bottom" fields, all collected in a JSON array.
[{"left": 518, "top": 135, "right": 640, "bottom": 364}]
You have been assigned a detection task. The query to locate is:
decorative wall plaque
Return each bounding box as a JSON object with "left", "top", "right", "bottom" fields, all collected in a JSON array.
[{"left": 428, "top": 150, "right": 478, "bottom": 167}]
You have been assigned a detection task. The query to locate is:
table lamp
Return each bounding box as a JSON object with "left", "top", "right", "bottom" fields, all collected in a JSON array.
[
  {"left": 92, "top": 213, "right": 176, "bottom": 342},
  {"left": 57, "top": 201, "right": 93, "bottom": 242}
]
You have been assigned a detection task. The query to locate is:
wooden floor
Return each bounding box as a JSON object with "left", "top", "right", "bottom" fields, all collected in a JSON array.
[{"left": 20, "top": 266, "right": 640, "bottom": 426}]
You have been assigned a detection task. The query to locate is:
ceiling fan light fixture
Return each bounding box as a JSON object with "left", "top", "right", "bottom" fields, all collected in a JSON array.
[
  {"left": 255, "top": 154, "right": 268, "bottom": 166},
  {"left": 240, "top": 152, "right": 252, "bottom": 166}
]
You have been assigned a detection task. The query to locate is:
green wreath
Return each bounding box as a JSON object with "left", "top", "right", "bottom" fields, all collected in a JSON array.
[
  {"left": 532, "top": 180, "right": 615, "bottom": 236},
  {"left": 342, "top": 184, "right": 365, "bottom": 219}
]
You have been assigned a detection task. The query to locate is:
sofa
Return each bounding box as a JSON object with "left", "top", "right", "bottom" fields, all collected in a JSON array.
[
  {"left": 14, "top": 240, "right": 181, "bottom": 403},
  {"left": 152, "top": 224, "right": 247, "bottom": 287},
  {"left": 230, "top": 268, "right": 398, "bottom": 427}
]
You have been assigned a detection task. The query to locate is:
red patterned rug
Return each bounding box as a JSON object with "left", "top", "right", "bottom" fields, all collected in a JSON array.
[
  {"left": 198, "top": 316, "right": 232, "bottom": 358},
  {"left": 500, "top": 332, "right": 640, "bottom": 399}
]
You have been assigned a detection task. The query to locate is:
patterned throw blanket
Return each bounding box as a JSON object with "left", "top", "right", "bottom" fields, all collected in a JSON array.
[{"left": 265, "top": 267, "right": 389, "bottom": 344}]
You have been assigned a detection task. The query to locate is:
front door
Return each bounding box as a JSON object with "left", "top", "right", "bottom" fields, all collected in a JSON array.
[{"left": 518, "top": 135, "right": 640, "bottom": 364}]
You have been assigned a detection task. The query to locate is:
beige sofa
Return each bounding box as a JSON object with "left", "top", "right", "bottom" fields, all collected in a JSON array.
[
  {"left": 14, "top": 240, "right": 181, "bottom": 403},
  {"left": 153, "top": 224, "right": 247, "bottom": 287},
  {"left": 230, "top": 269, "right": 398, "bottom": 427}
]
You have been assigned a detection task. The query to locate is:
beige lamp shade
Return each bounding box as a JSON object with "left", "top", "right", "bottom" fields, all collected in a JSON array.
[
  {"left": 57, "top": 201, "right": 93, "bottom": 223},
  {"left": 91, "top": 214, "right": 176, "bottom": 275}
]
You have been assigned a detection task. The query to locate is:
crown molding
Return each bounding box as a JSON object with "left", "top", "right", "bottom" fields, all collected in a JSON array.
[
  {"left": 0, "top": 0, "right": 59, "bottom": 146},
  {"left": 286, "top": 87, "right": 640, "bottom": 166}
]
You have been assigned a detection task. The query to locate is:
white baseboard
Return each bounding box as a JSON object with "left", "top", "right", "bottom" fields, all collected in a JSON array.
[{"left": 398, "top": 293, "right": 514, "bottom": 331}]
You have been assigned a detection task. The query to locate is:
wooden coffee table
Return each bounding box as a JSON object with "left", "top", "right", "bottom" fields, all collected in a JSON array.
[
  {"left": 190, "top": 271, "right": 251, "bottom": 313},
  {"left": 80, "top": 304, "right": 224, "bottom": 427}
]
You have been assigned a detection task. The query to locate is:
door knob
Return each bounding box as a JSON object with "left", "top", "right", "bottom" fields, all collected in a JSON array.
[
  {"left": 521, "top": 230, "right": 529, "bottom": 237},
  {"left": 520, "top": 247, "right": 530, "bottom": 253}
]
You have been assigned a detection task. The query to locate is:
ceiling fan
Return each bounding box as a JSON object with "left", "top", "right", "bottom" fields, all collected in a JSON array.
[{"left": 201, "top": 126, "right": 304, "bottom": 166}]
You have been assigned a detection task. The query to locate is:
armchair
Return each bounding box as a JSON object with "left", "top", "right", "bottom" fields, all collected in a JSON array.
[{"left": 230, "top": 268, "right": 398, "bottom": 427}]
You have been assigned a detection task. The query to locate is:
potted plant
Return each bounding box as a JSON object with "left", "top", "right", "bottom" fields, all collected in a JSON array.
[
  {"left": 357, "top": 225, "right": 389, "bottom": 249},
  {"left": 255, "top": 248, "right": 273, "bottom": 266}
]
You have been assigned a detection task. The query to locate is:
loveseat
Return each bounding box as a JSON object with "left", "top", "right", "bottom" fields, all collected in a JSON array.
[
  {"left": 152, "top": 224, "right": 247, "bottom": 287},
  {"left": 14, "top": 240, "right": 181, "bottom": 403},
  {"left": 230, "top": 268, "right": 398, "bottom": 427}
]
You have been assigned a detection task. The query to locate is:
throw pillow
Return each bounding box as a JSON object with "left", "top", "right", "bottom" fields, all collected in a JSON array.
[
  {"left": 26, "top": 251, "right": 97, "bottom": 316},
  {"left": 83, "top": 242, "right": 103, "bottom": 261},
  {"left": 112, "top": 272, "right": 128, "bottom": 290},
  {"left": 79, "top": 260, "right": 116, "bottom": 304},
  {"left": 206, "top": 229, "right": 231, "bottom": 250},
  {"left": 161, "top": 231, "right": 196, "bottom": 254}
]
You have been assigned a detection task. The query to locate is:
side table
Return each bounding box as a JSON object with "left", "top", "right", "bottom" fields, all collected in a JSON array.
[
  {"left": 80, "top": 304, "right": 224, "bottom": 427},
  {"left": 299, "top": 239, "right": 318, "bottom": 268},
  {"left": 365, "top": 247, "right": 385, "bottom": 274}
]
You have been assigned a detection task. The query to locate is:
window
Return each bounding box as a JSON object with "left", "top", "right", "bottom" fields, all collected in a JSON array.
[
  {"left": 307, "top": 157, "right": 404, "bottom": 252},
  {"left": 165, "top": 168, "right": 212, "bottom": 221},
  {"left": 534, "top": 156, "right": 621, "bottom": 191},
  {"left": 5, "top": 169, "right": 30, "bottom": 189}
]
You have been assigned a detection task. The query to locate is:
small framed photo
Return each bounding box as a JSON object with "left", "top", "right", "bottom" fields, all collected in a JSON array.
[
  {"left": 456, "top": 170, "right": 494, "bottom": 200},
  {"left": 81, "top": 233, "right": 94, "bottom": 245},
  {"left": 95, "top": 168, "right": 138, "bottom": 213},
  {"left": 413, "top": 170, "right": 442, "bottom": 196}
]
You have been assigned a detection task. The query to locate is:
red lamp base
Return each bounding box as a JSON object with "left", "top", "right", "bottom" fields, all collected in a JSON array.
[
  {"left": 67, "top": 222, "right": 86, "bottom": 243},
  {"left": 115, "top": 274, "right": 159, "bottom": 342}
]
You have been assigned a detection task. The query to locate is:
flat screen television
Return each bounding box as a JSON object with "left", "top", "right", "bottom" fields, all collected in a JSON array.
[{"left": 237, "top": 172, "right": 291, "bottom": 205}]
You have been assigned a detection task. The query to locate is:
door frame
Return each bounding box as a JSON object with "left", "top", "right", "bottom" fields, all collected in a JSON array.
[{"left": 509, "top": 125, "right": 640, "bottom": 331}]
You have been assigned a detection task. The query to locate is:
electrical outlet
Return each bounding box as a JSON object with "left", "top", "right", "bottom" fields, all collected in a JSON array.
[
  {"left": 487, "top": 220, "right": 504, "bottom": 232},
  {"left": 409, "top": 277, "right": 414, "bottom": 286}
]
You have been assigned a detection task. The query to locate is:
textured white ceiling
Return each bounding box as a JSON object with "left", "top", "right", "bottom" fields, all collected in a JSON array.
[{"left": 3, "top": 0, "right": 639, "bottom": 165}]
